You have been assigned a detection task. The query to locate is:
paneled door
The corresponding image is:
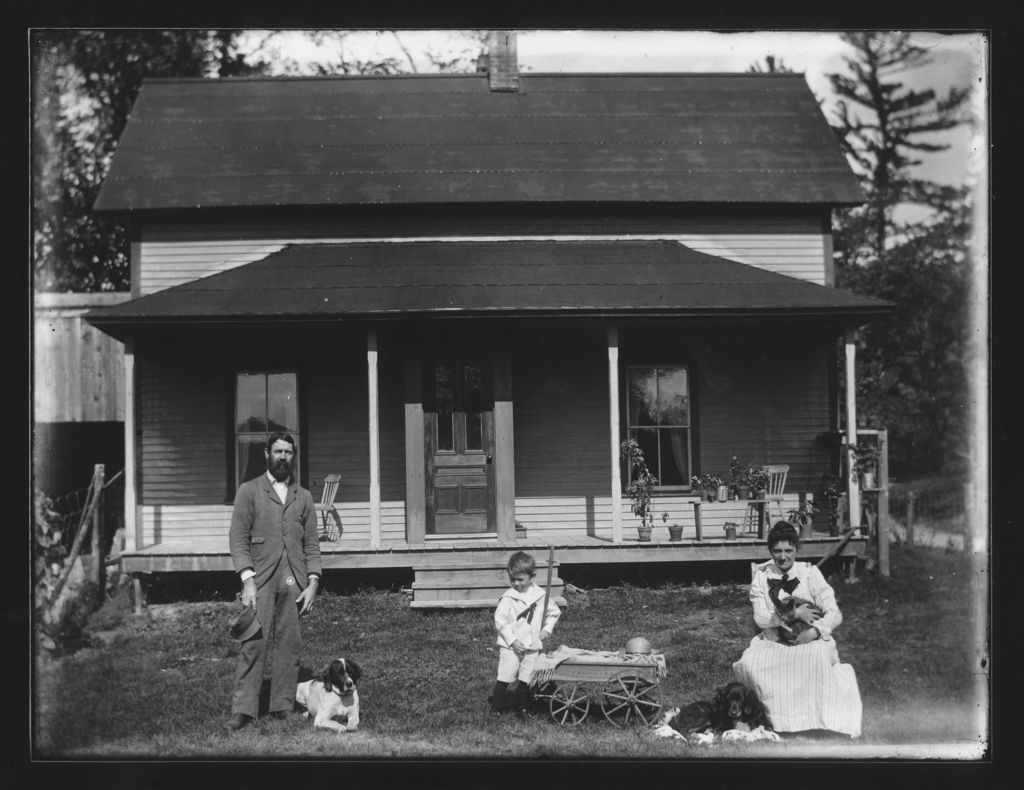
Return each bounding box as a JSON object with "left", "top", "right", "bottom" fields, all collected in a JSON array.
[{"left": 424, "top": 359, "right": 496, "bottom": 534}]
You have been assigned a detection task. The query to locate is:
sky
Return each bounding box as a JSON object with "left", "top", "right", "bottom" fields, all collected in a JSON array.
[{"left": 255, "top": 29, "right": 988, "bottom": 195}]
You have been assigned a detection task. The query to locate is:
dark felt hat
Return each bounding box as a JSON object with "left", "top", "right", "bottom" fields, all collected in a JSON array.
[{"left": 229, "top": 605, "right": 261, "bottom": 641}]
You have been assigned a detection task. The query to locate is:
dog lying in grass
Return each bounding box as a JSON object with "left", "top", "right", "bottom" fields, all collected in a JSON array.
[
  {"left": 668, "top": 681, "right": 773, "bottom": 737},
  {"left": 295, "top": 657, "right": 361, "bottom": 732}
]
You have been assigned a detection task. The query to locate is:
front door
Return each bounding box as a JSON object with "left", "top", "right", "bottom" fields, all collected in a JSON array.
[{"left": 424, "top": 359, "right": 496, "bottom": 534}]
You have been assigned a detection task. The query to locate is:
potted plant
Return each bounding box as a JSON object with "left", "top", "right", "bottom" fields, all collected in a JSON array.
[
  {"left": 661, "top": 512, "right": 684, "bottom": 542},
  {"left": 689, "top": 475, "right": 705, "bottom": 500},
  {"left": 747, "top": 465, "right": 769, "bottom": 499},
  {"left": 851, "top": 442, "right": 881, "bottom": 490},
  {"left": 621, "top": 439, "right": 658, "bottom": 541},
  {"left": 786, "top": 499, "right": 817, "bottom": 539},
  {"left": 729, "top": 456, "right": 749, "bottom": 499},
  {"left": 700, "top": 473, "right": 723, "bottom": 502}
]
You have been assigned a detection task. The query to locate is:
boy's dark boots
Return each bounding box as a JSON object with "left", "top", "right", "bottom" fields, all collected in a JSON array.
[
  {"left": 489, "top": 681, "right": 513, "bottom": 713},
  {"left": 514, "top": 681, "right": 534, "bottom": 717}
]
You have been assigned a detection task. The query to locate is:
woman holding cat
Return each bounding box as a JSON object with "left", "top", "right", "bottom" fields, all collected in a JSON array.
[{"left": 732, "top": 521, "right": 862, "bottom": 737}]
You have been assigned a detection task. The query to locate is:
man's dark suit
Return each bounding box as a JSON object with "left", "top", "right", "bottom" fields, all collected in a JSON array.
[{"left": 228, "top": 472, "right": 323, "bottom": 718}]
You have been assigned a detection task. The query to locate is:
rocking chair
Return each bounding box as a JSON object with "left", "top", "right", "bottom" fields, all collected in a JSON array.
[{"left": 318, "top": 473, "right": 342, "bottom": 542}]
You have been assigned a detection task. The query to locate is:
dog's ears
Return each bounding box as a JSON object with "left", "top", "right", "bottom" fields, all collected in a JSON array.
[
  {"left": 712, "top": 684, "right": 727, "bottom": 708},
  {"left": 318, "top": 663, "right": 336, "bottom": 693},
  {"left": 344, "top": 659, "right": 362, "bottom": 683}
]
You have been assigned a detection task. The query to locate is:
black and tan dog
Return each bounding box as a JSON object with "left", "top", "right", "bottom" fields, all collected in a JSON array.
[
  {"left": 295, "top": 657, "right": 361, "bottom": 732},
  {"left": 668, "top": 681, "right": 773, "bottom": 736}
]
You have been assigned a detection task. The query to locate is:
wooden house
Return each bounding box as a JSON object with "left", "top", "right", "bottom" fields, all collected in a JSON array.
[
  {"left": 34, "top": 292, "right": 129, "bottom": 497},
  {"left": 86, "top": 41, "right": 889, "bottom": 605}
]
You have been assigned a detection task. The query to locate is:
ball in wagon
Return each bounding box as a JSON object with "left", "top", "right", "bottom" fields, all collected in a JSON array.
[{"left": 625, "top": 636, "right": 652, "bottom": 655}]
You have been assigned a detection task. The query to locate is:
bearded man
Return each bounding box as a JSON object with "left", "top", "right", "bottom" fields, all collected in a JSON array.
[{"left": 225, "top": 432, "right": 322, "bottom": 732}]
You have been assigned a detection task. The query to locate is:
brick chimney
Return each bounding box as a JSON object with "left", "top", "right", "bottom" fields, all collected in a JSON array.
[{"left": 487, "top": 30, "right": 520, "bottom": 92}]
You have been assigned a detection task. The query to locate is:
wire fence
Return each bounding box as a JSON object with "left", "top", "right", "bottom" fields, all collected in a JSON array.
[
  {"left": 888, "top": 482, "right": 968, "bottom": 532},
  {"left": 47, "top": 469, "right": 125, "bottom": 557}
]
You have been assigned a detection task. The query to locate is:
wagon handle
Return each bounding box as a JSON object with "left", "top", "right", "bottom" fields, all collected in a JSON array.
[{"left": 541, "top": 545, "right": 554, "bottom": 640}]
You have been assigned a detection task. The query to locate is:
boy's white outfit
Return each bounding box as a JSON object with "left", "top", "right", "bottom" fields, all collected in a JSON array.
[{"left": 494, "top": 582, "right": 561, "bottom": 683}]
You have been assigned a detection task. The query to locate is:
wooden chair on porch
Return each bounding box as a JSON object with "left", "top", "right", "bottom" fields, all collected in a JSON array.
[
  {"left": 318, "top": 473, "right": 342, "bottom": 542},
  {"left": 744, "top": 464, "right": 789, "bottom": 535}
]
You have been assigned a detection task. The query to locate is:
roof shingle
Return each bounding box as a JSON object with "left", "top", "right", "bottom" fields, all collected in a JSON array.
[
  {"left": 85, "top": 240, "right": 890, "bottom": 337},
  {"left": 94, "top": 73, "right": 864, "bottom": 211}
]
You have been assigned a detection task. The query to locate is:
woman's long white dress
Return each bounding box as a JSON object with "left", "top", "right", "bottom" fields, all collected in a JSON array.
[{"left": 732, "top": 561, "right": 862, "bottom": 737}]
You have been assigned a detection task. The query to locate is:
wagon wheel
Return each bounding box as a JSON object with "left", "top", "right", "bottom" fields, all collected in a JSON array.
[
  {"left": 549, "top": 683, "right": 590, "bottom": 725},
  {"left": 600, "top": 674, "right": 662, "bottom": 727}
]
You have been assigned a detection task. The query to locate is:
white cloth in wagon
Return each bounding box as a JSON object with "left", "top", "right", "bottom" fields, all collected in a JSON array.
[{"left": 528, "top": 645, "right": 668, "bottom": 688}]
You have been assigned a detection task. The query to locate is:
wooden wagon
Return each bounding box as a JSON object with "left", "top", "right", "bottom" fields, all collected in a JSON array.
[{"left": 531, "top": 654, "right": 665, "bottom": 726}]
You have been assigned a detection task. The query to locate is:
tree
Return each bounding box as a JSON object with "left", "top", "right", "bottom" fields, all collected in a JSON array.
[
  {"left": 747, "top": 54, "right": 795, "bottom": 74},
  {"left": 827, "top": 32, "right": 971, "bottom": 265},
  {"left": 825, "top": 32, "right": 975, "bottom": 476},
  {"left": 32, "top": 29, "right": 264, "bottom": 292},
  {"left": 31, "top": 30, "right": 489, "bottom": 293}
]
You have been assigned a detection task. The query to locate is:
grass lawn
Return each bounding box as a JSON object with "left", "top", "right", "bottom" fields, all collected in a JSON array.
[{"left": 33, "top": 543, "right": 988, "bottom": 760}]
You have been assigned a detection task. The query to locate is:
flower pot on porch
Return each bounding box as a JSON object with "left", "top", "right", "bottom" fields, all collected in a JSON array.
[
  {"left": 668, "top": 524, "right": 684, "bottom": 542},
  {"left": 737, "top": 485, "right": 751, "bottom": 500},
  {"left": 860, "top": 472, "right": 876, "bottom": 490},
  {"left": 637, "top": 525, "right": 653, "bottom": 542},
  {"left": 724, "top": 522, "right": 738, "bottom": 540},
  {"left": 716, "top": 485, "right": 729, "bottom": 503},
  {"left": 800, "top": 519, "right": 814, "bottom": 540}
]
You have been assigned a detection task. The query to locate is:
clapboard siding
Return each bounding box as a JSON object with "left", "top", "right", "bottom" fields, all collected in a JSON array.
[
  {"left": 140, "top": 354, "right": 227, "bottom": 504},
  {"left": 513, "top": 325, "right": 610, "bottom": 498},
  {"left": 143, "top": 214, "right": 825, "bottom": 243},
  {"left": 304, "top": 338, "right": 406, "bottom": 504},
  {"left": 34, "top": 293, "right": 129, "bottom": 422},
  {"left": 513, "top": 494, "right": 805, "bottom": 536},
  {"left": 696, "top": 333, "right": 832, "bottom": 493},
  {"left": 137, "top": 216, "right": 831, "bottom": 294},
  {"left": 137, "top": 496, "right": 803, "bottom": 546},
  {"left": 140, "top": 502, "right": 407, "bottom": 546}
]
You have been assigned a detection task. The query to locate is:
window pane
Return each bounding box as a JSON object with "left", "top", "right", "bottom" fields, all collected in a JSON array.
[
  {"left": 464, "top": 364, "right": 482, "bottom": 451},
  {"left": 267, "top": 373, "right": 298, "bottom": 431},
  {"left": 435, "top": 365, "right": 454, "bottom": 451},
  {"left": 658, "top": 428, "right": 689, "bottom": 486},
  {"left": 237, "top": 436, "right": 266, "bottom": 485},
  {"left": 236, "top": 373, "right": 266, "bottom": 432},
  {"left": 657, "top": 368, "right": 689, "bottom": 426},
  {"left": 628, "top": 367, "right": 658, "bottom": 426}
]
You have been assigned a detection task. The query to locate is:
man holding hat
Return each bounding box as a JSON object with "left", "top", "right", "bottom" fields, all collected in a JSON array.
[{"left": 225, "top": 432, "right": 323, "bottom": 732}]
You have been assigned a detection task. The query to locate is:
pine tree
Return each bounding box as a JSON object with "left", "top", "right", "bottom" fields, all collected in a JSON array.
[{"left": 826, "top": 32, "right": 975, "bottom": 474}]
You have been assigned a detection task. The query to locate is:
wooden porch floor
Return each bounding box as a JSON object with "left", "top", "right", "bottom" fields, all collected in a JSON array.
[{"left": 113, "top": 532, "right": 866, "bottom": 574}]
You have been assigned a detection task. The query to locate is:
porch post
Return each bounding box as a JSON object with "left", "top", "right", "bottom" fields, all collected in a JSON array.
[
  {"left": 608, "top": 325, "right": 622, "bottom": 544},
  {"left": 123, "top": 338, "right": 138, "bottom": 552},
  {"left": 403, "top": 352, "right": 426, "bottom": 544},
  {"left": 367, "top": 330, "right": 382, "bottom": 549},
  {"left": 844, "top": 327, "right": 861, "bottom": 530}
]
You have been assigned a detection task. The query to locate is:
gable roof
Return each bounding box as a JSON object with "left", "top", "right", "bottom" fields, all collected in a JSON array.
[
  {"left": 93, "top": 73, "right": 864, "bottom": 212},
  {"left": 85, "top": 240, "right": 890, "bottom": 338}
]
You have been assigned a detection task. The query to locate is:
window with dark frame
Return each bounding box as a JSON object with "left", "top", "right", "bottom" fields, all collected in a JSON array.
[
  {"left": 235, "top": 371, "right": 300, "bottom": 488},
  {"left": 626, "top": 365, "right": 692, "bottom": 489}
]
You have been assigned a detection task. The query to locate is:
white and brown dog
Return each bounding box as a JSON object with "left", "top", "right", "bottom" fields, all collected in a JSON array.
[{"left": 295, "top": 657, "right": 361, "bottom": 732}]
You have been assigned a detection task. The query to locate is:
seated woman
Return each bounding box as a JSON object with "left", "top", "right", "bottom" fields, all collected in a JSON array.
[{"left": 732, "top": 521, "right": 862, "bottom": 738}]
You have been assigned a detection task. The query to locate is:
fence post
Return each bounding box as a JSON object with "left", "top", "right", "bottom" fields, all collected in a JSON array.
[
  {"left": 49, "top": 464, "right": 104, "bottom": 603},
  {"left": 92, "top": 482, "right": 107, "bottom": 604},
  {"left": 906, "top": 491, "right": 915, "bottom": 547},
  {"left": 877, "top": 429, "right": 890, "bottom": 577}
]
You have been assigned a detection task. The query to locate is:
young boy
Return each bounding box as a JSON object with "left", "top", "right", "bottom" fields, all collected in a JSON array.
[{"left": 489, "top": 551, "right": 561, "bottom": 714}]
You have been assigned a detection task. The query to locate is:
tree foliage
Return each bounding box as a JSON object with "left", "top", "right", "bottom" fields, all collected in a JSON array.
[
  {"left": 826, "top": 33, "right": 975, "bottom": 476},
  {"left": 32, "top": 29, "right": 264, "bottom": 292},
  {"left": 31, "top": 29, "right": 488, "bottom": 293}
]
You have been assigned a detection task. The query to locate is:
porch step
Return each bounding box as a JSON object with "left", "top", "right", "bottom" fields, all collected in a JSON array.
[{"left": 410, "top": 559, "right": 565, "bottom": 609}]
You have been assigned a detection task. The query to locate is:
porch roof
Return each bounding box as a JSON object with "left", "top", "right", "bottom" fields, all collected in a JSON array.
[
  {"left": 86, "top": 240, "right": 891, "bottom": 338},
  {"left": 93, "top": 72, "right": 864, "bottom": 211}
]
